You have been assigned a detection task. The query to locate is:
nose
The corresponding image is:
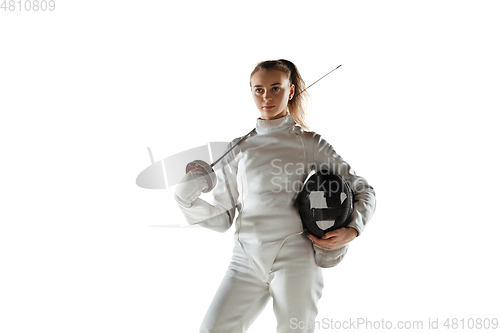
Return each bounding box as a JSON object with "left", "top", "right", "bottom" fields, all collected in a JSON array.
[{"left": 263, "top": 91, "right": 272, "bottom": 101}]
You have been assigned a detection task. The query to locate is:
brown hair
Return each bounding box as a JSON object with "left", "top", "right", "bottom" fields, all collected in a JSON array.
[{"left": 249, "top": 59, "right": 310, "bottom": 130}]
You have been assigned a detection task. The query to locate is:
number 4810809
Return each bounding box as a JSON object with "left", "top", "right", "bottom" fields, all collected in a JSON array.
[{"left": 1, "top": 0, "right": 56, "bottom": 11}]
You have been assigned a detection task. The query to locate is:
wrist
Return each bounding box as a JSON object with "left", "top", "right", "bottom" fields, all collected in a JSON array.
[{"left": 348, "top": 227, "right": 359, "bottom": 238}]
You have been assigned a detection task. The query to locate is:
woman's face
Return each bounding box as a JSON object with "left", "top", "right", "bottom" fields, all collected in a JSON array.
[{"left": 250, "top": 69, "right": 295, "bottom": 120}]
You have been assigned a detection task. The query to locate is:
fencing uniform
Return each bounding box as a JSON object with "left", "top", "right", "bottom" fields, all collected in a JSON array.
[{"left": 175, "top": 114, "right": 376, "bottom": 333}]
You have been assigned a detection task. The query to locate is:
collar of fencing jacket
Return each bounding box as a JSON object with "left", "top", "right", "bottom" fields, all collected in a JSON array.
[{"left": 255, "top": 114, "right": 296, "bottom": 134}]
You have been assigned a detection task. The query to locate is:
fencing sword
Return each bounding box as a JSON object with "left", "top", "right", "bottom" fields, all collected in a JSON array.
[{"left": 186, "top": 64, "right": 342, "bottom": 193}]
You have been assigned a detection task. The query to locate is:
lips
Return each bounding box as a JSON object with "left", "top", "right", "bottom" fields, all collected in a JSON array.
[{"left": 263, "top": 105, "right": 275, "bottom": 109}]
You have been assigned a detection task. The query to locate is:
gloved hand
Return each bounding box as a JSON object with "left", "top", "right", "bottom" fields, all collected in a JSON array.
[{"left": 174, "top": 169, "right": 209, "bottom": 208}]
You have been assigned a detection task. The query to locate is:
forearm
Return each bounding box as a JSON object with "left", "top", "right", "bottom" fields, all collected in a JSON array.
[
  {"left": 175, "top": 196, "right": 236, "bottom": 233},
  {"left": 346, "top": 182, "right": 376, "bottom": 236}
]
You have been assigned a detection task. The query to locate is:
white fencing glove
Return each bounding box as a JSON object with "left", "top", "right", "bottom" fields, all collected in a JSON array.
[{"left": 174, "top": 169, "right": 209, "bottom": 208}]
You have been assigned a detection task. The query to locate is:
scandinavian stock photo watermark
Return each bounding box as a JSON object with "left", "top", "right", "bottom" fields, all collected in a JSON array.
[
  {"left": 289, "top": 317, "right": 499, "bottom": 331},
  {"left": 137, "top": 145, "right": 368, "bottom": 228},
  {"left": 269, "top": 157, "right": 370, "bottom": 194}
]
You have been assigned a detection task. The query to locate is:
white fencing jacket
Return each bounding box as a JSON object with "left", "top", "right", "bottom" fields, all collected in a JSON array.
[{"left": 175, "top": 114, "right": 376, "bottom": 272}]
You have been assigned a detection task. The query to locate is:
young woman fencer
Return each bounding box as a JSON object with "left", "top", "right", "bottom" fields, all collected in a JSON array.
[{"left": 174, "top": 59, "right": 376, "bottom": 333}]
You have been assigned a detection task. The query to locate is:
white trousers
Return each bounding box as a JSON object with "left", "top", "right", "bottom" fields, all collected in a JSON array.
[{"left": 200, "top": 233, "right": 324, "bottom": 333}]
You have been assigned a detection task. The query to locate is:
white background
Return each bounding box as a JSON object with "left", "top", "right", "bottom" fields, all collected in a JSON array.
[{"left": 1, "top": 0, "right": 499, "bottom": 332}]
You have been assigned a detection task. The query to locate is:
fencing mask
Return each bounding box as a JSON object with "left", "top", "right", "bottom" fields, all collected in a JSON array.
[{"left": 297, "top": 169, "right": 354, "bottom": 238}]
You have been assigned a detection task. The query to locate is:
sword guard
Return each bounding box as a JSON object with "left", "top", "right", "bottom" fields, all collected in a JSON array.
[{"left": 186, "top": 160, "right": 217, "bottom": 193}]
